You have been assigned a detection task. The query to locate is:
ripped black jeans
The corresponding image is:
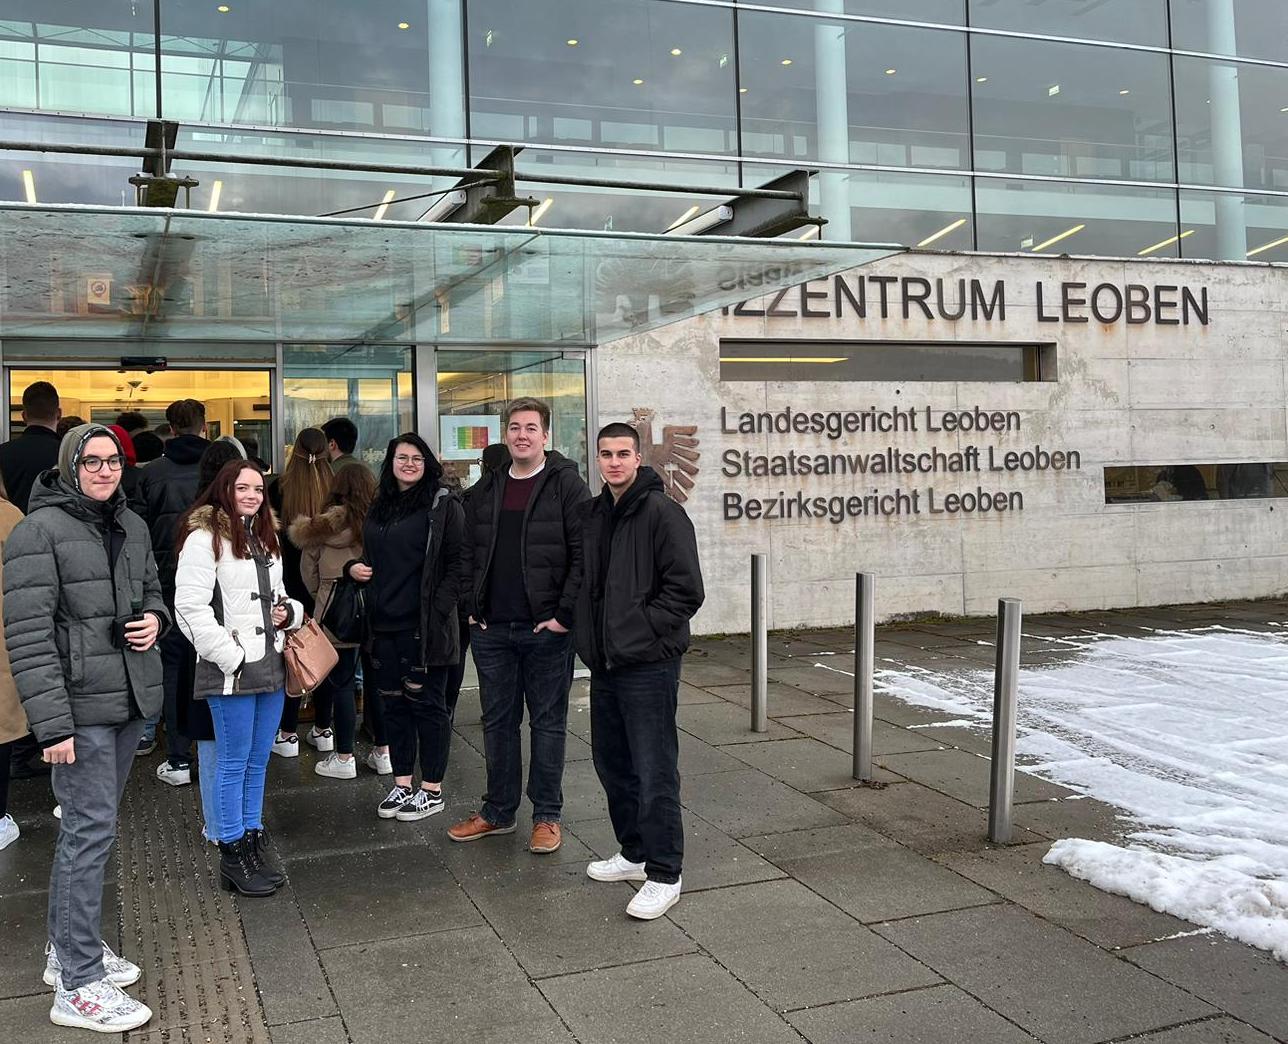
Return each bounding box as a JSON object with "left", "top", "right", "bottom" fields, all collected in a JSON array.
[{"left": 369, "top": 633, "right": 452, "bottom": 784}]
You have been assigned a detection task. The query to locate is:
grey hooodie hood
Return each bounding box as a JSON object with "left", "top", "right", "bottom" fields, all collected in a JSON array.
[{"left": 57, "top": 423, "right": 124, "bottom": 497}]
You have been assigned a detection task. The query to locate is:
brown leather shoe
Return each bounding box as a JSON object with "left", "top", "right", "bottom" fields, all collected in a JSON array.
[
  {"left": 530, "top": 821, "right": 562, "bottom": 854},
  {"left": 447, "top": 813, "right": 516, "bottom": 843}
]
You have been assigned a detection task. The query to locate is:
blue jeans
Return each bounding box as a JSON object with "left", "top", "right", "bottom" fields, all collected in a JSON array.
[
  {"left": 472, "top": 623, "right": 574, "bottom": 826},
  {"left": 590, "top": 658, "right": 684, "bottom": 884},
  {"left": 196, "top": 739, "right": 220, "bottom": 842},
  {"left": 144, "top": 628, "right": 193, "bottom": 765},
  {"left": 206, "top": 690, "right": 284, "bottom": 843}
]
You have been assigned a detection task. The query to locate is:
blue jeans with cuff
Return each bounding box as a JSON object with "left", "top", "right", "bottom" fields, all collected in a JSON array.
[{"left": 206, "top": 689, "right": 285, "bottom": 843}]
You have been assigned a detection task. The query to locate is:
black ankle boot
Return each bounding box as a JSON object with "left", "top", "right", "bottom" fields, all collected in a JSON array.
[
  {"left": 244, "top": 828, "right": 285, "bottom": 888},
  {"left": 218, "top": 836, "right": 276, "bottom": 897}
]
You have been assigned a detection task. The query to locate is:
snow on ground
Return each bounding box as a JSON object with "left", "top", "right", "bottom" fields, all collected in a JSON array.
[{"left": 867, "top": 626, "right": 1288, "bottom": 961}]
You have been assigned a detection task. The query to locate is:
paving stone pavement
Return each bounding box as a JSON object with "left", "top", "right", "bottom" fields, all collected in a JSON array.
[{"left": 2, "top": 600, "right": 1287, "bottom": 1043}]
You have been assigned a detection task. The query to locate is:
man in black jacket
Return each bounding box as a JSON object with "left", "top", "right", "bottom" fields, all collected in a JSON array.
[
  {"left": 0, "top": 381, "right": 62, "bottom": 513},
  {"left": 577, "top": 422, "right": 704, "bottom": 920},
  {"left": 134, "top": 398, "right": 209, "bottom": 780},
  {"left": 448, "top": 398, "right": 590, "bottom": 853}
]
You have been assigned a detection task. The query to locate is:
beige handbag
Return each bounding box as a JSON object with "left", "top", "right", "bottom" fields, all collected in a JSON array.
[{"left": 284, "top": 617, "right": 339, "bottom": 698}]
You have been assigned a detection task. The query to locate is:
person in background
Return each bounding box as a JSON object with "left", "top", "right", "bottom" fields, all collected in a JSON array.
[
  {"left": 0, "top": 381, "right": 62, "bottom": 514},
  {"left": 114, "top": 412, "right": 149, "bottom": 439},
  {"left": 268, "top": 428, "right": 332, "bottom": 758},
  {"left": 4, "top": 423, "right": 167, "bottom": 1033},
  {"left": 108, "top": 424, "right": 143, "bottom": 513},
  {"left": 290, "top": 464, "right": 377, "bottom": 779},
  {"left": 240, "top": 435, "right": 269, "bottom": 473},
  {"left": 132, "top": 430, "right": 164, "bottom": 465},
  {"left": 173, "top": 461, "right": 302, "bottom": 897},
  {"left": 55, "top": 416, "right": 86, "bottom": 438},
  {"left": 449, "top": 399, "right": 590, "bottom": 854},
  {"left": 135, "top": 399, "right": 210, "bottom": 779},
  {"left": 0, "top": 477, "right": 26, "bottom": 851},
  {"left": 322, "top": 417, "right": 361, "bottom": 474},
  {"left": 577, "top": 423, "right": 704, "bottom": 920},
  {"left": 352, "top": 434, "right": 464, "bottom": 821},
  {"left": 153, "top": 424, "right": 173, "bottom": 444}
]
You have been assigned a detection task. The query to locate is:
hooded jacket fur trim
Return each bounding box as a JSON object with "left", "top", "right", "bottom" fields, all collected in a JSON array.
[{"left": 289, "top": 506, "right": 361, "bottom": 648}]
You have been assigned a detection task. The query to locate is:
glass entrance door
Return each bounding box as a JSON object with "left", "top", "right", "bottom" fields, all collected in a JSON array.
[{"left": 7, "top": 367, "right": 273, "bottom": 461}]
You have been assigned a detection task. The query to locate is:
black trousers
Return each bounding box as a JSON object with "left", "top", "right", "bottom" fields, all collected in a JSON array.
[
  {"left": 590, "top": 657, "right": 683, "bottom": 884},
  {"left": 370, "top": 633, "right": 452, "bottom": 784},
  {"left": 312, "top": 647, "right": 358, "bottom": 754}
]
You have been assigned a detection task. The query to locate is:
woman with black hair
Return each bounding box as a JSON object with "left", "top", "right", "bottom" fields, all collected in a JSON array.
[{"left": 349, "top": 433, "right": 464, "bottom": 822}]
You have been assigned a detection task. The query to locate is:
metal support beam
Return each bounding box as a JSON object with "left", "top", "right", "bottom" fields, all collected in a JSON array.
[
  {"left": 751, "top": 553, "right": 769, "bottom": 733},
  {"left": 988, "top": 598, "right": 1022, "bottom": 844},
  {"left": 666, "top": 170, "right": 820, "bottom": 239},
  {"left": 852, "top": 572, "right": 875, "bottom": 781},
  {"left": 417, "top": 144, "right": 534, "bottom": 224}
]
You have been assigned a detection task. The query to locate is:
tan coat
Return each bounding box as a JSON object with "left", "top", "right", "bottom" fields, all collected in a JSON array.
[
  {"left": 289, "top": 506, "right": 362, "bottom": 648},
  {"left": 0, "top": 499, "right": 30, "bottom": 743}
]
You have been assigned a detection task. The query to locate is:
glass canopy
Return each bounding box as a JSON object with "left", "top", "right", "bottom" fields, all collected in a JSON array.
[{"left": 0, "top": 204, "right": 901, "bottom": 346}]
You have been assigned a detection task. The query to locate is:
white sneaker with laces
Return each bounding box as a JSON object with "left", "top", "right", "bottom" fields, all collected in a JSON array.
[
  {"left": 626, "top": 878, "right": 682, "bottom": 920},
  {"left": 49, "top": 976, "right": 152, "bottom": 1032},
  {"left": 44, "top": 941, "right": 141, "bottom": 988},
  {"left": 305, "top": 726, "right": 335, "bottom": 752},
  {"left": 155, "top": 761, "right": 191, "bottom": 787},
  {"left": 366, "top": 748, "right": 393, "bottom": 775},
  {"left": 586, "top": 852, "right": 647, "bottom": 882},
  {"left": 0, "top": 813, "right": 18, "bottom": 851},
  {"left": 271, "top": 732, "right": 299, "bottom": 758},
  {"left": 314, "top": 753, "right": 357, "bottom": 780}
]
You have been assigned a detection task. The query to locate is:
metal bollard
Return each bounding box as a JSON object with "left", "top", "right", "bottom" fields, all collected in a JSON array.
[
  {"left": 751, "top": 553, "right": 768, "bottom": 733},
  {"left": 852, "top": 572, "right": 875, "bottom": 781},
  {"left": 988, "top": 598, "right": 1022, "bottom": 843}
]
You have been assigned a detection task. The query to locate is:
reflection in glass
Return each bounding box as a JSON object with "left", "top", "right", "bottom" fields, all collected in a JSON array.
[
  {"left": 968, "top": 0, "right": 1167, "bottom": 46},
  {"left": 1171, "top": 0, "right": 1288, "bottom": 65},
  {"left": 975, "top": 179, "right": 1178, "bottom": 257},
  {"left": 282, "top": 345, "right": 414, "bottom": 472},
  {"left": 467, "top": 0, "right": 736, "bottom": 155},
  {"left": 436, "top": 350, "right": 587, "bottom": 487},
  {"left": 752, "top": 1, "right": 964, "bottom": 24},
  {"left": 971, "top": 35, "right": 1173, "bottom": 182},
  {"left": 1105, "top": 463, "right": 1288, "bottom": 504},
  {"left": 718, "top": 339, "right": 1049, "bottom": 382},
  {"left": 1179, "top": 189, "right": 1288, "bottom": 262}
]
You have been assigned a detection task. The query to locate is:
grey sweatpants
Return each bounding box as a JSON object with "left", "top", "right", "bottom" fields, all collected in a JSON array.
[{"left": 48, "top": 719, "right": 144, "bottom": 989}]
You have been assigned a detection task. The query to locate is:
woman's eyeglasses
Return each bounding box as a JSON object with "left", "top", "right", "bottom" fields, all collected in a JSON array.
[
  {"left": 81, "top": 455, "right": 124, "bottom": 473},
  {"left": 395, "top": 454, "right": 425, "bottom": 466}
]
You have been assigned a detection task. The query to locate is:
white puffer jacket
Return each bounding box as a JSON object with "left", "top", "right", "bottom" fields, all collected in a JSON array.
[{"left": 174, "top": 506, "right": 303, "bottom": 697}]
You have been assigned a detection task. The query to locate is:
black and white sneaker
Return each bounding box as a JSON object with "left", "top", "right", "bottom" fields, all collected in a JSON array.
[
  {"left": 394, "top": 789, "right": 444, "bottom": 822},
  {"left": 377, "top": 785, "right": 413, "bottom": 819}
]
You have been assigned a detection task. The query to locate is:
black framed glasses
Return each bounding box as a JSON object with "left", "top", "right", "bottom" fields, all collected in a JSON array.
[{"left": 80, "top": 455, "right": 124, "bottom": 473}]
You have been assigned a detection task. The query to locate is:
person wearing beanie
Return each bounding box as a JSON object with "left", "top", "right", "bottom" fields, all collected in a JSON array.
[{"left": 2, "top": 424, "right": 168, "bottom": 1033}]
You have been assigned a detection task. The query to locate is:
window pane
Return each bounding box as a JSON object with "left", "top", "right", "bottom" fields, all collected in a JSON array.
[
  {"left": 1106, "top": 463, "right": 1288, "bottom": 503},
  {"left": 162, "top": 0, "right": 465, "bottom": 136},
  {"left": 968, "top": 0, "right": 1167, "bottom": 46},
  {"left": 753, "top": 1, "right": 964, "bottom": 24},
  {"left": 1179, "top": 189, "right": 1288, "bottom": 262},
  {"left": 738, "top": 13, "right": 968, "bottom": 169},
  {"left": 719, "top": 339, "right": 1050, "bottom": 382},
  {"left": 1174, "top": 56, "right": 1288, "bottom": 193},
  {"left": 1171, "top": 0, "right": 1288, "bottom": 65},
  {"left": 282, "top": 345, "right": 415, "bottom": 471},
  {"left": 976, "top": 178, "right": 1179, "bottom": 256},
  {"left": 970, "top": 36, "right": 1174, "bottom": 182},
  {"left": 467, "top": 0, "right": 737, "bottom": 155}
]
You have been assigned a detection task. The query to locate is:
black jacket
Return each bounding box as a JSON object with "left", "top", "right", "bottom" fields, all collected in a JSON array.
[
  {"left": 575, "top": 467, "right": 704, "bottom": 672},
  {"left": 462, "top": 451, "right": 590, "bottom": 627},
  {"left": 0, "top": 426, "right": 61, "bottom": 514},
  {"left": 136, "top": 434, "right": 209, "bottom": 602}
]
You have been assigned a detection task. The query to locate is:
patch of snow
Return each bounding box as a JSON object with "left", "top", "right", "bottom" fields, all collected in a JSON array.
[{"left": 876, "top": 628, "right": 1288, "bottom": 962}]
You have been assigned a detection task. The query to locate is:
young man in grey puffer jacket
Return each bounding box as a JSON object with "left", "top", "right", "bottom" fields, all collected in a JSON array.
[{"left": 2, "top": 423, "right": 169, "bottom": 1034}]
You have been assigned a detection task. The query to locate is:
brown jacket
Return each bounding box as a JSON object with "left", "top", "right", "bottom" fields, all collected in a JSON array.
[
  {"left": 289, "top": 506, "right": 362, "bottom": 648},
  {"left": 0, "top": 498, "right": 29, "bottom": 743}
]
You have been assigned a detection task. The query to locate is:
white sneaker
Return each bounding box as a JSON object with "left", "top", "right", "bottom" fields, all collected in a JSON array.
[
  {"left": 305, "top": 726, "right": 335, "bottom": 752},
  {"left": 587, "top": 852, "right": 647, "bottom": 883},
  {"left": 44, "top": 941, "right": 141, "bottom": 988},
  {"left": 626, "top": 878, "right": 682, "bottom": 921},
  {"left": 155, "top": 761, "right": 191, "bottom": 787},
  {"left": 0, "top": 813, "right": 18, "bottom": 851},
  {"left": 366, "top": 748, "right": 393, "bottom": 775},
  {"left": 314, "top": 753, "right": 357, "bottom": 780},
  {"left": 50, "top": 976, "right": 152, "bottom": 1032},
  {"left": 53, "top": 805, "right": 61, "bottom": 820},
  {"left": 271, "top": 732, "right": 299, "bottom": 758}
]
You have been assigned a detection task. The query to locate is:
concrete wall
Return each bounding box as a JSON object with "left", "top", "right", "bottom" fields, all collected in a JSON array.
[{"left": 597, "top": 252, "right": 1288, "bottom": 634}]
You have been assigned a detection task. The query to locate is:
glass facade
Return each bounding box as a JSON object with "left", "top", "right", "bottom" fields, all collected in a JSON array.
[{"left": 4, "top": 1, "right": 1287, "bottom": 264}]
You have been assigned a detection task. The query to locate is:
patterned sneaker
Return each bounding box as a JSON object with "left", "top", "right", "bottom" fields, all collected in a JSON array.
[
  {"left": 49, "top": 976, "right": 152, "bottom": 1032},
  {"left": 0, "top": 813, "right": 18, "bottom": 851},
  {"left": 44, "top": 941, "right": 141, "bottom": 988},
  {"left": 155, "top": 760, "right": 191, "bottom": 787},
  {"left": 394, "top": 789, "right": 444, "bottom": 822},
  {"left": 377, "top": 785, "right": 413, "bottom": 819},
  {"left": 271, "top": 732, "right": 299, "bottom": 758},
  {"left": 626, "top": 878, "right": 683, "bottom": 921},
  {"left": 305, "top": 726, "right": 335, "bottom": 752},
  {"left": 586, "top": 852, "right": 647, "bottom": 882}
]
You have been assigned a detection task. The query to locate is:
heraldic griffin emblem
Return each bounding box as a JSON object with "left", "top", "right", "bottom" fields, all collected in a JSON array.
[{"left": 629, "top": 408, "right": 700, "bottom": 504}]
